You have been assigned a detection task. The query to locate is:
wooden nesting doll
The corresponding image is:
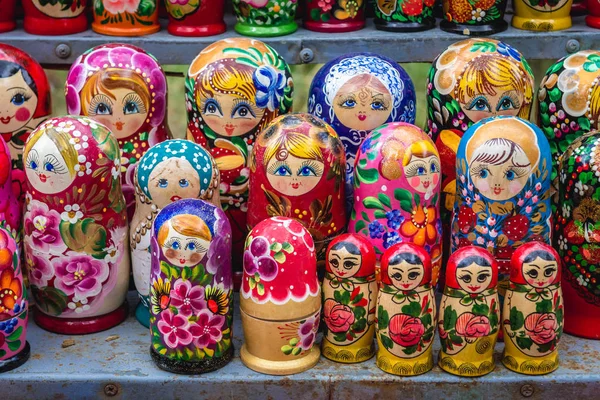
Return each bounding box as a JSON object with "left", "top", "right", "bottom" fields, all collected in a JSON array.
[
  {"left": 348, "top": 122, "right": 443, "bottom": 285},
  {"left": 0, "top": 137, "right": 20, "bottom": 253},
  {"left": 92, "top": 0, "right": 160, "bottom": 36},
  {"left": 23, "top": 116, "right": 130, "bottom": 334},
  {"left": 322, "top": 234, "right": 377, "bottom": 363},
  {"left": 303, "top": 0, "right": 366, "bottom": 33},
  {"left": 555, "top": 132, "right": 600, "bottom": 339},
  {"left": 452, "top": 116, "right": 553, "bottom": 299},
  {"left": 308, "top": 53, "right": 416, "bottom": 211},
  {"left": 131, "top": 139, "right": 220, "bottom": 327},
  {"left": 240, "top": 217, "right": 321, "bottom": 375},
  {"left": 0, "top": 0, "right": 16, "bottom": 33},
  {"left": 186, "top": 38, "right": 293, "bottom": 272},
  {"left": 438, "top": 246, "right": 499, "bottom": 377},
  {"left": 0, "top": 226, "right": 29, "bottom": 373},
  {"left": 376, "top": 243, "right": 436, "bottom": 376},
  {"left": 373, "top": 0, "right": 436, "bottom": 32},
  {"left": 22, "top": 0, "right": 87, "bottom": 35},
  {"left": 232, "top": 0, "right": 298, "bottom": 37},
  {"left": 165, "top": 0, "right": 226, "bottom": 36},
  {"left": 247, "top": 113, "right": 346, "bottom": 263},
  {"left": 502, "top": 242, "right": 563, "bottom": 374},
  {"left": 65, "top": 44, "right": 171, "bottom": 220},
  {"left": 440, "top": 0, "right": 508, "bottom": 35},
  {"left": 149, "top": 198, "right": 233, "bottom": 374},
  {"left": 512, "top": 0, "right": 573, "bottom": 31}
]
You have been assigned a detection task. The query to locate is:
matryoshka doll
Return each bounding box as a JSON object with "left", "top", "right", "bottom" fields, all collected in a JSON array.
[
  {"left": 240, "top": 217, "right": 321, "bottom": 375},
  {"left": 165, "top": 0, "right": 226, "bottom": 36},
  {"left": 0, "top": 137, "right": 20, "bottom": 251},
  {"left": 186, "top": 38, "right": 293, "bottom": 272},
  {"left": 232, "top": 0, "right": 298, "bottom": 37},
  {"left": 308, "top": 53, "right": 416, "bottom": 210},
  {"left": 502, "top": 242, "right": 563, "bottom": 374},
  {"left": 555, "top": 132, "right": 600, "bottom": 339},
  {"left": 452, "top": 116, "right": 553, "bottom": 297},
  {"left": 0, "top": 226, "right": 29, "bottom": 373},
  {"left": 22, "top": 0, "right": 87, "bottom": 35},
  {"left": 322, "top": 234, "right": 377, "bottom": 363},
  {"left": 373, "top": 0, "right": 436, "bottom": 32},
  {"left": 247, "top": 113, "right": 346, "bottom": 262},
  {"left": 438, "top": 246, "right": 499, "bottom": 377},
  {"left": 23, "top": 116, "right": 130, "bottom": 334},
  {"left": 149, "top": 199, "right": 233, "bottom": 374},
  {"left": 65, "top": 43, "right": 171, "bottom": 220},
  {"left": 376, "top": 243, "right": 436, "bottom": 376},
  {"left": 303, "top": 0, "right": 366, "bottom": 33},
  {"left": 512, "top": 0, "right": 573, "bottom": 31},
  {"left": 348, "top": 122, "right": 443, "bottom": 285},
  {"left": 131, "top": 139, "right": 220, "bottom": 327}
]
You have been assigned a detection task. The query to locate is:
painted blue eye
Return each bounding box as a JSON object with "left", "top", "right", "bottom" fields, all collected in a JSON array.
[
  {"left": 342, "top": 99, "right": 356, "bottom": 108},
  {"left": 11, "top": 93, "right": 26, "bottom": 106},
  {"left": 479, "top": 169, "right": 489, "bottom": 179},
  {"left": 274, "top": 165, "right": 292, "bottom": 176},
  {"left": 298, "top": 166, "right": 316, "bottom": 177},
  {"left": 232, "top": 102, "right": 256, "bottom": 119},
  {"left": 158, "top": 178, "right": 168, "bottom": 188},
  {"left": 29, "top": 160, "right": 38, "bottom": 170},
  {"left": 172, "top": 241, "right": 180, "bottom": 250},
  {"left": 468, "top": 96, "right": 491, "bottom": 112},
  {"left": 44, "top": 162, "right": 55, "bottom": 172},
  {"left": 416, "top": 167, "right": 426, "bottom": 175},
  {"left": 187, "top": 242, "right": 196, "bottom": 251},
  {"left": 430, "top": 163, "right": 438, "bottom": 173},
  {"left": 95, "top": 102, "right": 112, "bottom": 115},
  {"left": 505, "top": 170, "right": 516, "bottom": 181},
  {"left": 124, "top": 101, "right": 140, "bottom": 115},
  {"left": 203, "top": 99, "right": 223, "bottom": 117},
  {"left": 497, "top": 97, "right": 515, "bottom": 111},
  {"left": 179, "top": 179, "right": 189, "bottom": 188},
  {"left": 371, "top": 101, "right": 384, "bottom": 111}
]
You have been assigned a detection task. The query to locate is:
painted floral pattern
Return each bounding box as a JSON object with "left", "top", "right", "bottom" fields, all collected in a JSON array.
[
  {"left": 278, "top": 311, "right": 320, "bottom": 356},
  {"left": 306, "top": 0, "right": 365, "bottom": 23},
  {"left": 442, "top": 0, "right": 506, "bottom": 25},
  {"left": 375, "top": 0, "right": 435, "bottom": 25},
  {"left": 94, "top": 0, "right": 156, "bottom": 26},
  {"left": 233, "top": 0, "right": 297, "bottom": 26}
]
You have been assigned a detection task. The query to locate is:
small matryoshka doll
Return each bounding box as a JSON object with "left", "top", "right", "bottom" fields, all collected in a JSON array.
[
  {"left": 322, "top": 234, "right": 377, "bottom": 363},
  {"left": 0, "top": 137, "right": 20, "bottom": 249},
  {"left": 376, "top": 243, "right": 436, "bottom": 376},
  {"left": 22, "top": 0, "right": 87, "bottom": 35},
  {"left": 438, "top": 246, "right": 499, "bottom": 377},
  {"left": 65, "top": 43, "right": 171, "bottom": 219},
  {"left": 502, "top": 242, "right": 563, "bottom": 374},
  {"left": 186, "top": 38, "right": 293, "bottom": 272},
  {"left": 308, "top": 53, "right": 416, "bottom": 210},
  {"left": 23, "top": 116, "right": 130, "bottom": 334},
  {"left": 452, "top": 116, "right": 553, "bottom": 297},
  {"left": 348, "top": 122, "right": 443, "bottom": 285},
  {"left": 247, "top": 113, "right": 346, "bottom": 263},
  {"left": 240, "top": 217, "right": 321, "bottom": 375},
  {"left": 149, "top": 199, "right": 233, "bottom": 374},
  {"left": 555, "top": 132, "right": 600, "bottom": 339},
  {"left": 131, "top": 139, "right": 220, "bottom": 327},
  {"left": 0, "top": 226, "right": 30, "bottom": 373}
]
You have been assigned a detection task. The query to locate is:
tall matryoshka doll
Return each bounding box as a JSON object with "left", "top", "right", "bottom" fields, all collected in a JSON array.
[
  {"left": 131, "top": 139, "right": 220, "bottom": 327},
  {"left": 65, "top": 43, "right": 171, "bottom": 219},
  {"left": 453, "top": 117, "right": 552, "bottom": 297},
  {"left": 555, "top": 132, "right": 600, "bottom": 339},
  {"left": 23, "top": 116, "right": 130, "bottom": 334},
  {"left": 308, "top": 53, "right": 416, "bottom": 210},
  {"left": 0, "top": 137, "right": 20, "bottom": 249},
  {"left": 185, "top": 38, "right": 293, "bottom": 271},
  {"left": 247, "top": 113, "right": 346, "bottom": 263},
  {"left": 438, "top": 246, "right": 499, "bottom": 377},
  {"left": 149, "top": 199, "right": 233, "bottom": 374},
  {"left": 348, "top": 122, "right": 443, "bottom": 285}
]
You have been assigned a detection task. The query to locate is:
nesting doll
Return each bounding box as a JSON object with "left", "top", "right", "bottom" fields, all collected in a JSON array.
[
  {"left": 65, "top": 44, "right": 171, "bottom": 220},
  {"left": 22, "top": 0, "right": 87, "bottom": 35},
  {"left": 303, "top": 0, "right": 366, "bottom": 33},
  {"left": 240, "top": 217, "right": 321, "bottom": 375},
  {"left": 322, "top": 234, "right": 377, "bottom": 363},
  {"left": 0, "top": 0, "right": 16, "bottom": 33},
  {"left": 0, "top": 137, "right": 20, "bottom": 249},
  {"left": 92, "top": 0, "right": 160, "bottom": 36},
  {"left": 165, "top": 0, "right": 226, "bottom": 36},
  {"left": 0, "top": 227, "right": 29, "bottom": 373},
  {"left": 131, "top": 139, "right": 220, "bottom": 327},
  {"left": 23, "top": 116, "right": 130, "bottom": 334},
  {"left": 440, "top": 0, "right": 508, "bottom": 35},
  {"left": 438, "top": 246, "right": 499, "bottom": 377},
  {"left": 308, "top": 53, "right": 416, "bottom": 210},
  {"left": 376, "top": 243, "right": 436, "bottom": 376},
  {"left": 512, "top": 0, "right": 573, "bottom": 31},
  {"left": 186, "top": 38, "right": 293, "bottom": 272},
  {"left": 502, "top": 242, "right": 563, "bottom": 374},
  {"left": 348, "top": 122, "right": 443, "bottom": 285},
  {"left": 232, "top": 0, "right": 298, "bottom": 37},
  {"left": 373, "top": 0, "right": 436, "bottom": 32},
  {"left": 149, "top": 199, "right": 233, "bottom": 374},
  {"left": 555, "top": 132, "right": 600, "bottom": 339},
  {"left": 247, "top": 113, "right": 346, "bottom": 263}
]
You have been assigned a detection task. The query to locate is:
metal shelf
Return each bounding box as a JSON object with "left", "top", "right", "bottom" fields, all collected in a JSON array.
[{"left": 1, "top": 292, "right": 599, "bottom": 399}]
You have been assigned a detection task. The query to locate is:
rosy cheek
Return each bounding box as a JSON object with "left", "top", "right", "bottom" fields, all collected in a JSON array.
[
  {"left": 433, "top": 174, "right": 439, "bottom": 185},
  {"left": 410, "top": 177, "right": 421, "bottom": 187},
  {"left": 476, "top": 179, "right": 490, "bottom": 193},
  {"left": 508, "top": 180, "right": 523, "bottom": 194},
  {"left": 15, "top": 107, "right": 31, "bottom": 122}
]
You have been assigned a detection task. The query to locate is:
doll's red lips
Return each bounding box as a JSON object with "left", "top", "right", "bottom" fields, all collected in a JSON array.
[
  {"left": 337, "top": 271, "right": 346, "bottom": 276},
  {"left": 423, "top": 181, "right": 430, "bottom": 188},
  {"left": 179, "top": 258, "right": 186, "bottom": 264},
  {"left": 358, "top": 114, "right": 366, "bottom": 121},
  {"left": 493, "top": 187, "right": 503, "bottom": 195},
  {"left": 401, "top": 283, "right": 411, "bottom": 288},
  {"left": 38, "top": 174, "right": 47, "bottom": 183},
  {"left": 171, "top": 195, "right": 182, "bottom": 202},
  {"left": 0, "top": 116, "right": 11, "bottom": 124},
  {"left": 115, "top": 122, "right": 124, "bottom": 131},
  {"left": 537, "top": 281, "right": 545, "bottom": 286},
  {"left": 291, "top": 183, "right": 300, "bottom": 189},
  {"left": 224, "top": 125, "right": 235, "bottom": 135},
  {"left": 468, "top": 285, "right": 480, "bottom": 291}
]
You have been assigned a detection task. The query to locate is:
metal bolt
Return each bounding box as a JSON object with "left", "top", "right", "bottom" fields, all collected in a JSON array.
[
  {"left": 520, "top": 384, "right": 535, "bottom": 398},
  {"left": 55, "top": 44, "right": 71, "bottom": 59},
  {"left": 566, "top": 39, "right": 580, "bottom": 54},
  {"left": 299, "top": 48, "right": 314, "bottom": 64},
  {"left": 104, "top": 383, "right": 119, "bottom": 397}
]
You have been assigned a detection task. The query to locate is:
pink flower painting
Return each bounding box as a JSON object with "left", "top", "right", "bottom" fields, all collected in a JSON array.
[
  {"left": 157, "top": 309, "right": 193, "bottom": 349},
  {"left": 53, "top": 254, "right": 109, "bottom": 301},
  {"left": 189, "top": 310, "right": 225, "bottom": 349},
  {"left": 170, "top": 279, "right": 206, "bottom": 317},
  {"left": 104, "top": 0, "right": 141, "bottom": 14}
]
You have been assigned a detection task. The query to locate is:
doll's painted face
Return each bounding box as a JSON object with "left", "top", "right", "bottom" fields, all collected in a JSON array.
[
  {"left": 87, "top": 87, "right": 148, "bottom": 140},
  {"left": 387, "top": 259, "right": 424, "bottom": 291},
  {"left": 266, "top": 152, "right": 324, "bottom": 197},
  {"left": 0, "top": 71, "right": 38, "bottom": 134},
  {"left": 200, "top": 92, "right": 265, "bottom": 137},
  {"left": 148, "top": 158, "right": 201, "bottom": 209},
  {"left": 522, "top": 257, "right": 558, "bottom": 289},
  {"left": 460, "top": 90, "right": 523, "bottom": 122},
  {"left": 404, "top": 154, "right": 440, "bottom": 194},
  {"left": 161, "top": 222, "right": 210, "bottom": 268},
  {"left": 328, "top": 245, "right": 362, "bottom": 278},
  {"left": 456, "top": 262, "right": 493, "bottom": 294},
  {"left": 25, "top": 134, "right": 74, "bottom": 194},
  {"left": 333, "top": 74, "right": 392, "bottom": 132}
]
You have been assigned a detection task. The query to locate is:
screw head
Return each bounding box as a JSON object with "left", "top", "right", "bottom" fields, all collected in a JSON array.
[
  {"left": 566, "top": 39, "right": 580, "bottom": 54},
  {"left": 520, "top": 384, "right": 535, "bottom": 398},
  {"left": 104, "top": 383, "right": 119, "bottom": 397},
  {"left": 55, "top": 44, "right": 71, "bottom": 59},
  {"left": 299, "top": 48, "right": 314, "bottom": 64}
]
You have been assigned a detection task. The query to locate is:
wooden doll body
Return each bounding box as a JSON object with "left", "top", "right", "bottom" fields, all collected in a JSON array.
[
  {"left": 376, "top": 243, "right": 436, "bottom": 376},
  {"left": 232, "top": 0, "right": 298, "bottom": 37},
  {"left": 373, "top": 0, "right": 436, "bottom": 32},
  {"left": 131, "top": 139, "right": 220, "bottom": 327},
  {"left": 303, "top": 0, "right": 366, "bottom": 33},
  {"left": 22, "top": 0, "right": 87, "bottom": 35},
  {"left": 0, "top": 137, "right": 21, "bottom": 252},
  {"left": 308, "top": 53, "right": 416, "bottom": 210},
  {"left": 185, "top": 38, "right": 293, "bottom": 272},
  {"left": 502, "top": 242, "right": 563, "bottom": 374},
  {"left": 438, "top": 246, "right": 499, "bottom": 377},
  {"left": 240, "top": 217, "right": 321, "bottom": 375},
  {"left": 92, "top": 0, "right": 160, "bottom": 36},
  {"left": 348, "top": 122, "right": 443, "bottom": 285},
  {"left": 512, "top": 0, "right": 573, "bottom": 31},
  {"left": 65, "top": 44, "right": 171, "bottom": 220},
  {"left": 322, "top": 234, "right": 377, "bottom": 363},
  {"left": 0, "top": 226, "right": 29, "bottom": 373},
  {"left": 247, "top": 114, "right": 346, "bottom": 263},
  {"left": 0, "top": 0, "right": 16, "bottom": 33},
  {"left": 440, "top": 0, "right": 508, "bottom": 35},
  {"left": 23, "top": 116, "right": 130, "bottom": 334},
  {"left": 149, "top": 198, "right": 233, "bottom": 374},
  {"left": 165, "top": 0, "right": 226, "bottom": 36}
]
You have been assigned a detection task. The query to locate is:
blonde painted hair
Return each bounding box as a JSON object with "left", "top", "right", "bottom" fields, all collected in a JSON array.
[
  {"left": 263, "top": 131, "right": 323, "bottom": 164},
  {"left": 24, "top": 127, "right": 78, "bottom": 177},
  {"left": 157, "top": 214, "right": 212, "bottom": 247},
  {"left": 402, "top": 140, "right": 439, "bottom": 167}
]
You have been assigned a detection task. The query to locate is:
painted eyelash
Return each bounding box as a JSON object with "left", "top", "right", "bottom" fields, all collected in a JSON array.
[
  {"left": 11, "top": 89, "right": 32, "bottom": 102},
  {"left": 231, "top": 99, "right": 257, "bottom": 118},
  {"left": 504, "top": 166, "right": 529, "bottom": 178},
  {"left": 202, "top": 98, "right": 223, "bottom": 115},
  {"left": 164, "top": 238, "right": 181, "bottom": 249},
  {"left": 337, "top": 94, "right": 356, "bottom": 108},
  {"left": 186, "top": 239, "right": 207, "bottom": 253},
  {"left": 267, "top": 160, "right": 291, "bottom": 175},
  {"left": 496, "top": 92, "right": 521, "bottom": 111},
  {"left": 26, "top": 149, "right": 39, "bottom": 169},
  {"left": 88, "top": 94, "right": 113, "bottom": 115},
  {"left": 404, "top": 161, "right": 427, "bottom": 178},
  {"left": 371, "top": 95, "right": 390, "bottom": 111},
  {"left": 466, "top": 95, "right": 491, "bottom": 111},
  {"left": 44, "top": 154, "right": 68, "bottom": 174},
  {"left": 298, "top": 160, "right": 323, "bottom": 176},
  {"left": 430, "top": 159, "right": 441, "bottom": 171},
  {"left": 123, "top": 93, "right": 146, "bottom": 113},
  {"left": 470, "top": 163, "right": 492, "bottom": 177},
  {"left": 458, "top": 274, "right": 471, "bottom": 281}
]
